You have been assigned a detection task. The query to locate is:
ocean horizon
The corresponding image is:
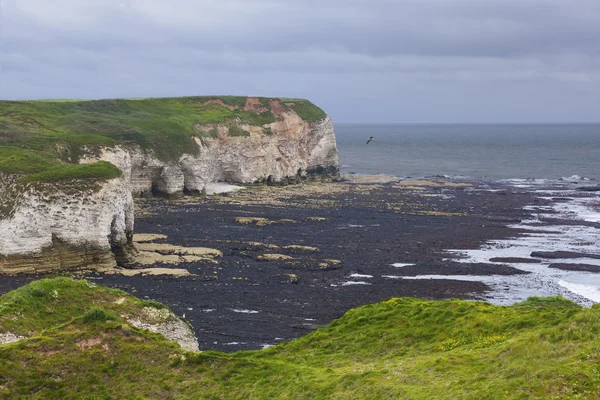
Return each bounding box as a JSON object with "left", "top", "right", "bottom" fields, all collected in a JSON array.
[{"left": 335, "top": 123, "right": 600, "bottom": 182}]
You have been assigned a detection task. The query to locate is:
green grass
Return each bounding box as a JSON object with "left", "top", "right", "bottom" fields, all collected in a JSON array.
[
  {"left": 0, "top": 146, "right": 59, "bottom": 174},
  {"left": 1, "top": 278, "right": 600, "bottom": 399},
  {"left": 281, "top": 98, "right": 328, "bottom": 122},
  {"left": 0, "top": 96, "right": 326, "bottom": 164},
  {"left": 228, "top": 126, "right": 251, "bottom": 137},
  {"left": 0, "top": 278, "right": 169, "bottom": 336},
  {"left": 18, "top": 161, "right": 122, "bottom": 183}
]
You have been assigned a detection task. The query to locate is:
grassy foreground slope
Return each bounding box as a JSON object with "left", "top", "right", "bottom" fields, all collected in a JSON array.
[
  {"left": 1, "top": 278, "right": 599, "bottom": 399},
  {"left": 0, "top": 97, "right": 327, "bottom": 183}
]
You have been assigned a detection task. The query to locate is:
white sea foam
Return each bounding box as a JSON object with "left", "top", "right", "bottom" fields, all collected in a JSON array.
[
  {"left": 445, "top": 189, "right": 600, "bottom": 305},
  {"left": 552, "top": 198, "right": 600, "bottom": 223},
  {"left": 341, "top": 281, "right": 371, "bottom": 286},
  {"left": 560, "top": 175, "right": 592, "bottom": 182},
  {"left": 391, "top": 263, "right": 415, "bottom": 268},
  {"left": 422, "top": 194, "right": 455, "bottom": 199},
  {"left": 349, "top": 273, "right": 373, "bottom": 278},
  {"left": 500, "top": 179, "right": 552, "bottom": 189},
  {"left": 337, "top": 224, "right": 366, "bottom": 229},
  {"left": 522, "top": 205, "right": 554, "bottom": 211},
  {"left": 231, "top": 309, "right": 259, "bottom": 314},
  {"left": 383, "top": 275, "right": 490, "bottom": 282},
  {"left": 558, "top": 276, "right": 600, "bottom": 303}
]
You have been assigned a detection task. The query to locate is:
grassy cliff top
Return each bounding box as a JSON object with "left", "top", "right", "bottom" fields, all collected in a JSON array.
[
  {"left": 0, "top": 146, "right": 121, "bottom": 184},
  {"left": 1, "top": 278, "right": 599, "bottom": 399},
  {"left": 0, "top": 96, "right": 328, "bottom": 170}
]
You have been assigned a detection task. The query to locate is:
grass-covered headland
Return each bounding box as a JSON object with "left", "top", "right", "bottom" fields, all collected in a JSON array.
[
  {"left": 1, "top": 278, "right": 599, "bottom": 399},
  {"left": 0, "top": 96, "right": 327, "bottom": 183}
]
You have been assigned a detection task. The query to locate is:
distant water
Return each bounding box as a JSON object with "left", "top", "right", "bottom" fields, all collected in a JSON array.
[
  {"left": 336, "top": 124, "right": 600, "bottom": 305},
  {"left": 336, "top": 124, "right": 600, "bottom": 182}
]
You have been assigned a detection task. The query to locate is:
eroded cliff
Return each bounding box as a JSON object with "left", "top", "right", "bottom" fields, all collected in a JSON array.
[
  {"left": 81, "top": 99, "right": 338, "bottom": 196},
  {"left": 0, "top": 96, "right": 338, "bottom": 272},
  {"left": 0, "top": 174, "right": 134, "bottom": 273}
]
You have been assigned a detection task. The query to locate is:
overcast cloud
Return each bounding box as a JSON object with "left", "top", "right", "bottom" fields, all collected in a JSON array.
[{"left": 1, "top": 0, "right": 599, "bottom": 122}]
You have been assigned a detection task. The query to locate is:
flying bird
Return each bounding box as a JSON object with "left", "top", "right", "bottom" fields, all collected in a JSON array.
[{"left": 365, "top": 136, "right": 375, "bottom": 144}]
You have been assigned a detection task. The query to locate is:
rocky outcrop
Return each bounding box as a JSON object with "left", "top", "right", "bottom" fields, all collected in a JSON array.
[
  {"left": 126, "top": 306, "right": 200, "bottom": 352},
  {"left": 82, "top": 114, "right": 338, "bottom": 197},
  {"left": 0, "top": 176, "right": 134, "bottom": 274}
]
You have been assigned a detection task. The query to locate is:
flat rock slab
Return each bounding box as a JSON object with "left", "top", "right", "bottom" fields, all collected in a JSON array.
[
  {"left": 395, "top": 180, "right": 472, "bottom": 188},
  {"left": 133, "top": 233, "right": 168, "bottom": 243},
  {"left": 489, "top": 257, "right": 542, "bottom": 264},
  {"left": 256, "top": 254, "right": 293, "bottom": 261},
  {"left": 349, "top": 175, "right": 400, "bottom": 184},
  {"left": 106, "top": 267, "right": 192, "bottom": 277},
  {"left": 389, "top": 262, "right": 529, "bottom": 276},
  {"left": 134, "top": 243, "right": 223, "bottom": 258},
  {"left": 577, "top": 186, "right": 600, "bottom": 192},
  {"left": 539, "top": 218, "right": 600, "bottom": 229},
  {"left": 531, "top": 251, "right": 600, "bottom": 260},
  {"left": 548, "top": 263, "right": 600, "bottom": 272}
]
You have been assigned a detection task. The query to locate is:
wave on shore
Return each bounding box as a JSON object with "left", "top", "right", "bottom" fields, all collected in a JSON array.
[{"left": 444, "top": 178, "right": 600, "bottom": 305}]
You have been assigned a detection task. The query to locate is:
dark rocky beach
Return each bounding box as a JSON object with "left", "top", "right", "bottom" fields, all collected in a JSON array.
[{"left": 2, "top": 177, "right": 585, "bottom": 351}]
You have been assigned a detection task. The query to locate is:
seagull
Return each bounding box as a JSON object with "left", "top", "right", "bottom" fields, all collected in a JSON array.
[{"left": 365, "top": 136, "right": 375, "bottom": 144}]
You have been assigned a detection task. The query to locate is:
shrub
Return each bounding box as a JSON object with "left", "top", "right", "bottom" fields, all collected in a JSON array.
[{"left": 82, "top": 308, "right": 117, "bottom": 324}]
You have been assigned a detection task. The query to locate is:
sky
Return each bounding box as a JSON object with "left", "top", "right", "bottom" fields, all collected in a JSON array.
[{"left": 1, "top": 0, "right": 599, "bottom": 123}]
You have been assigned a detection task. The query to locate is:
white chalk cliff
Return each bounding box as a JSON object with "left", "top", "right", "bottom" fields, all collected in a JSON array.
[
  {"left": 0, "top": 100, "right": 338, "bottom": 273},
  {"left": 82, "top": 115, "right": 338, "bottom": 197},
  {"left": 0, "top": 175, "right": 134, "bottom": 273}
]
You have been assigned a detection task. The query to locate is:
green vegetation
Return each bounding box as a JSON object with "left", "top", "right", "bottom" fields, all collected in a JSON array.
[
  {"left": 1, "top": 278, "right": 600, "bottom": 399},
  {"left": 0, "top": 96, "right": 326, "bottom": 164},
  {"left": 282, "top": 98, "right": 328, "bottom": 122},
  {"left": 18, "top": 161, "right": 122, "bottom": 183},
  {"left": 0, "top": 278, "right": 168, "bottom": 336},
  {"left": 228, "top": 126, "right": 250, "bottom": 137},
  {"left": 0, "top": 146, "right": 59, "bottom": 174},
  {"left": 0, "top": 146, "right": 122, "bottom": 184}
]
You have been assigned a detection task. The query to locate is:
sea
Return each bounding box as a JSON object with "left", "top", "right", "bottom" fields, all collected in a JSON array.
[
  {"left": 336, "top": 124, "right": 600, "bottom": 181},
  {"left": 336, "top": 124, "right": 600, "bottom": 306}
]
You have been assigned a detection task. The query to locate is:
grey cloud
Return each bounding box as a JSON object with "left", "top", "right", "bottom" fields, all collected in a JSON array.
[{"left": 1, "top": 0, "right": 600, "bottom": 122}]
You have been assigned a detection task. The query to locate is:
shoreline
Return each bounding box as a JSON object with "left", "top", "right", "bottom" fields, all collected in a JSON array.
[{"left": 1, "top": 176, "right": 599, "bottom": 351}]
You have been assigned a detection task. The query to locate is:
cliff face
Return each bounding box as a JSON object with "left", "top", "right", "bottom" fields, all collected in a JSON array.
[
  {"left": 0, "top": 176, "right": 134, "bottom": 273},
  {"left": 82, "top": 114, "right": 338, "bottom": 197},
  {"left": 0, "top": 96, "right": 338, "bottom": 273}
]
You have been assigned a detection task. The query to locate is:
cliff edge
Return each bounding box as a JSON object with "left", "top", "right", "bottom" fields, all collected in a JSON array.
[{"left": 0, "top": 96, "right": 338, "bottom": 272}]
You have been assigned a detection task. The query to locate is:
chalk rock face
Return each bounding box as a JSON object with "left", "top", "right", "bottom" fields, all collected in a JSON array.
[
  {"left": 126, "top": 307, "right": 200, "bottom": 352},
  {"left": 0, "top": 176, "right": 134, "bottom": 273},
  {"left": 83, "top": 115, "right": 339, "bottom": 196}
]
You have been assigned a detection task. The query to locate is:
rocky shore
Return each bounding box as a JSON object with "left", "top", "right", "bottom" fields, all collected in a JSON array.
[{"left": 0, "top": 176, "right": 549, "bottom": 351}]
